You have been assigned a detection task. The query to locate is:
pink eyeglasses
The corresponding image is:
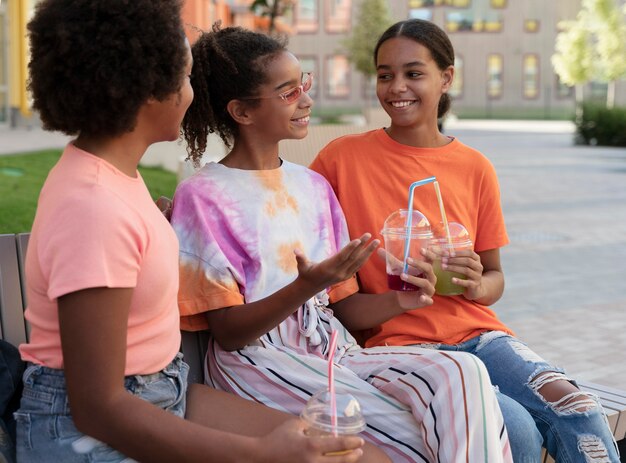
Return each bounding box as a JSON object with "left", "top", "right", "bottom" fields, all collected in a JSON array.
[{"left": 243, "top": 72, "right": 313, "bottom": 104}]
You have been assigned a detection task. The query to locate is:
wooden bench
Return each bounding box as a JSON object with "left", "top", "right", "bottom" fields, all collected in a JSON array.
[{"left": 2, "top": 232, "right": 625, "bottom": 460}]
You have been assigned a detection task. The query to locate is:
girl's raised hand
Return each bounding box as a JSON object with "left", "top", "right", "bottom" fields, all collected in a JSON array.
[
  {"left": 258, "top": 419, "right": 364, "bottom": 463},
  {"left": 294, "top": 233, "right": 379, "bottom": 293}
]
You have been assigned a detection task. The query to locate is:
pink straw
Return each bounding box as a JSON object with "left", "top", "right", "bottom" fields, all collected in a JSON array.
[{"left": 327, "top": 329, "right": 339, "bottom": 436}]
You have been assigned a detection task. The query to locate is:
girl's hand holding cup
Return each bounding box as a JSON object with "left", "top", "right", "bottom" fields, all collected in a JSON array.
[
  {"left": 431, "top": 222, "right": 477, "bottom": 297},
  {"left": 376, "top": 247, "right": 436, "bottom": 310},
  {"left": 258, "top": 418, "right": 364, "bottom": 463},
  {"left": 439, "top": 248, "right": 485, "bottom": 300}
]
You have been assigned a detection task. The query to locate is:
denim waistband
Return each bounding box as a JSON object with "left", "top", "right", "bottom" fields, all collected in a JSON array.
[{"left": 21, "top": 353, "right": 186, "bottom": 415}]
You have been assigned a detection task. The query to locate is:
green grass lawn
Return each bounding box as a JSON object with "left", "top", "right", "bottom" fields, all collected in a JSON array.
[{"left": 0, "top": 149, "right": 178, "bottom": 234}]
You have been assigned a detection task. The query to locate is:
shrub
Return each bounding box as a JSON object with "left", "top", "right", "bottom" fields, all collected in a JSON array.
[{"left": 576, "top": 103, "right": 626, "bottom": 146}]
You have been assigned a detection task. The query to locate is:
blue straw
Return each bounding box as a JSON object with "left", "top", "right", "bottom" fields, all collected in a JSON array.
[{"left": 402, "top": 176, "right": 436, "bottom": 274}]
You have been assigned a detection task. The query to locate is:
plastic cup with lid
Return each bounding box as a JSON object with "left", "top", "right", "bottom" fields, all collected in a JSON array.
[
  {"left": 301, "top": 389, "right": 366, "bottom": 455},
  {"left": 431, "top": 221, "right": 473, "bottom": 296},
  {"left": 380, "top": 209, "right": 433, "bottom": 291}
]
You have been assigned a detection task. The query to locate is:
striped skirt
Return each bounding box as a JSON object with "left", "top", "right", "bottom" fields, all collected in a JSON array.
[{"left": 206, "top": 339, "right": 513, "bottom": 462}]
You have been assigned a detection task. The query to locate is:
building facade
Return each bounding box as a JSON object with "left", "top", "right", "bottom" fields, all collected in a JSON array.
[
  {"left": 283, "top": 0, "right": 626, "bottom": 119},
  {"left": 2, "top": 0, "right": 624, "bottom": 127}
]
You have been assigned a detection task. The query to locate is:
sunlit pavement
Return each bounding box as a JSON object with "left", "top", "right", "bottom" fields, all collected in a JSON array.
[
  {"left": 446, "top": 119, "right": 626, "bottom": 389},
  {"left": 0, "top": 126, "right": 71, "bottom": 156}
]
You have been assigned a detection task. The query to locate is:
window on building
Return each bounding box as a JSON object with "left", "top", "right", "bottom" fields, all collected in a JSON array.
[
  {"left": 295, "top": 0, "right": 318, "bottom": 33},
  {"left": 449, "top": 55, "right": 463, "bottom": 98},
  {"left": 447, "top": 0, "right": 470, "bottom": 6},
  {"left": 523, "top": 54, "right": 539, "bottom": 99},
  {"left": 589, "top": 80, "right": 608, "bottom": 101},
  {"left": 446, "top": 11, "right": 502, "bottom": 32},
  {"left": 326, "top": 0, "right": 351, "bottom": 33},
  {"left": 299, "top": 56, "right": 319, "bottom": 99},
  {"left": 487, "top": 54, "right": 503, "bottom": 98},
  {"left": 446, "top": 11, "right": 474, "bottom": 32},
  {"left": 408, "top": 0, "right": 437, "bottom": 7},
  {"left": 326, "top": 55, "right": 350, "bottom": 98},
  {"left": 555, "top": 75, "right": 573, "bottom": 99},
  {"left": 409, "top": 8, "right": 433, "bottom": 20},
  {"left": 362, "top": 75, "right": 377, "bottom": 100},
  {"left": 408, "top": 0, "right": 470, "bottom": 7},
  {"left": 524, "top": 19, "right": 540, "bottom": 32},
  {"left": 481, "top": 17, "right": 503, "bottom": 32}
]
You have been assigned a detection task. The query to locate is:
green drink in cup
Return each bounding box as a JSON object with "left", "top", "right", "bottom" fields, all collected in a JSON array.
[{"left": 431, "top": 222, "right": 473, "bottom": 296}]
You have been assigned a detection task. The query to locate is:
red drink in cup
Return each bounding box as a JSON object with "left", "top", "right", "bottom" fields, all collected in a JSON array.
[
  {"left": 381, "top": 209, "right": 433, "bottom": 291},
  {"left": 387, "top": 274, "right": 419, "bottom": 291}
]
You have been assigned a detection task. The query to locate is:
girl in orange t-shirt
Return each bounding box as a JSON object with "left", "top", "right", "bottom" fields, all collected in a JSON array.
[{"left": 311, "top": 18, "right": 619, "bottom": 463}]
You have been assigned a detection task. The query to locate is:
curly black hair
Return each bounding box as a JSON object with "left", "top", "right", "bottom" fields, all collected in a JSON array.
[
  {"left": 374, "top": 19, "right": 455, "bottom": 119},
  {"left": 27, "top": 0, "right": 187, "bottom": 138},
  {"left": 182, "top": 24, "right": 287, "bottom": 166}
]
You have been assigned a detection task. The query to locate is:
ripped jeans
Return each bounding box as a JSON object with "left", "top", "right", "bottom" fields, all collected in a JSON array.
[
  {"left": 14, "top": 353, "right": 188, "bottom": 463},
  {"left": 433, "top": 331, "right": 620, "bottom": 463}
]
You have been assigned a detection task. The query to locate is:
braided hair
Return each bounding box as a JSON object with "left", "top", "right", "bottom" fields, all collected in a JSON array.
[{"left": 182, "top": 24, "right": 287, "bottom": 165}]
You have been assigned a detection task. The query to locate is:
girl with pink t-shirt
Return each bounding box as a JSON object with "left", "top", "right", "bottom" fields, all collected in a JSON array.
[{"left": 15, "top": 1, "right": 366, "bottom": 462}]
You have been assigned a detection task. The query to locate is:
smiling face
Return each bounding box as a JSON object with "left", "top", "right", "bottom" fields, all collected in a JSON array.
[
  {"left": 376, "top": 37, "right": 453, "bottom": 132},
  {"left": 246, "top": 51, "right": 313, "bottom": 144}
]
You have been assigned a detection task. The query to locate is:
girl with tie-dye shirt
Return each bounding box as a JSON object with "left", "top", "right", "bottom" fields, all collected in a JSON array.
[{"left": 171, "top": 25, "right": 513, "bottom": 463}]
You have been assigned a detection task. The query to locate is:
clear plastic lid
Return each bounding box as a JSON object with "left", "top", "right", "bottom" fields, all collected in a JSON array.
[
  {"left": 300, "top": 390, "right": 366, "bottom": 434},
  {"left": 432, "top": 221, "right": 472, "bottom": 246},
  {"left": 380, "top": 209, "right": 432, "bottom": 238}
]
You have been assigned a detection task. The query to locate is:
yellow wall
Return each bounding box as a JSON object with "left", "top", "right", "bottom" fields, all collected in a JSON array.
[{"left": 8, "top": 0, "right": 33, "bottom": 117}]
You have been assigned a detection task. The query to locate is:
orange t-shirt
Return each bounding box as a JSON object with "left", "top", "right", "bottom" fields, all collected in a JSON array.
[{"left": 310, "top": 128, "right": 513, "bottom": 347}]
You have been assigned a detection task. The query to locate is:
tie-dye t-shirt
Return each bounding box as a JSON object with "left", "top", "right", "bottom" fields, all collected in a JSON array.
[{"left": 171, "top": 160, "right": 359, "bottom": 334}]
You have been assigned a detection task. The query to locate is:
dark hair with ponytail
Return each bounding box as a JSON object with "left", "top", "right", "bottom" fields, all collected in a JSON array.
[
  {"left": 182, "top": 23, "right": 287, "bottom": 165},
  {"left": 374, "top": 19, "right": 455, "bottom": 119}
]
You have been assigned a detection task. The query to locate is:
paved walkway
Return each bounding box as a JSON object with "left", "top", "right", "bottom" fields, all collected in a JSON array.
[
  {"left": 2, "top": 120, "right": 626, "bottom": 389},
  {"left": 446, "top": 119, "right": 626, "bottom": 389},
  {"left": 0, "top": 126, "right": 71, "bottom": 155}
]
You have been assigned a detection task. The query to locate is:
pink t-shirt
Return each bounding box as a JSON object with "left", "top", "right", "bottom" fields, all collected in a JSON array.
[{"left": 20, "top": 144, "right": 181, "bottom": 375}]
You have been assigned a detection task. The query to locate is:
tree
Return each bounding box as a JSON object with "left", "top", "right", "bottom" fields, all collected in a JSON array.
[
  {"left": 342, "top": 0, "right": 392, "bottom": 82},
  {"left": 249, "top": 0, "right": 294, "bottom": 35},
  {"left": 585, "top": 0, "right": 626, "bottom": 108},
  {"left": 551, "top": 18, "right": 594, "bottom": 112},
  {"left": 552, "top": 0, "right": 626, "bottom": 109}
]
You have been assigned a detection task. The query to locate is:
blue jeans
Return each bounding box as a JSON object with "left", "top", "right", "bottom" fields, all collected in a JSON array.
[
  {"left": 14, "top": 353, "right": 188, "bottom": 463},
  {"left": 432, "top": 331, "right": 620, "bottom": 463},
  {"left": 0, "top": 340, "right": 25, "bottom": 463}
]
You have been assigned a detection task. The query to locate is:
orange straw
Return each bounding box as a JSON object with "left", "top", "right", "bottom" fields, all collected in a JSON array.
[
  {"left": 433, "top": 181, "right": 454, "bottom": 252},
  {"left": 327, "top": 330, "right": 339, "bottom": 436}
]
